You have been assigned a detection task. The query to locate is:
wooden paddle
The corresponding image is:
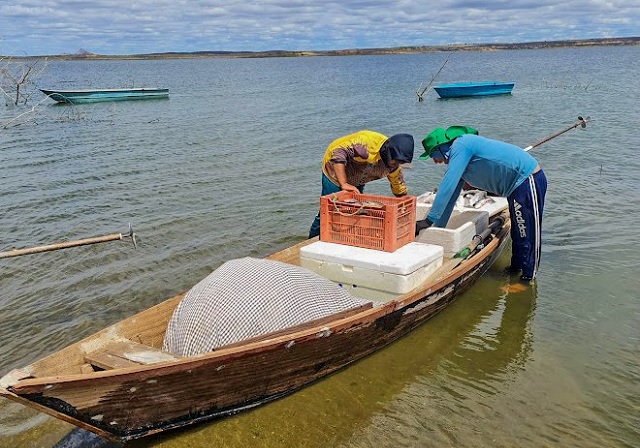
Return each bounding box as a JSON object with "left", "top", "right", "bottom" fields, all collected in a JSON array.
[{"left": 0, "top": 223, "right": 137, "bottom": 259}]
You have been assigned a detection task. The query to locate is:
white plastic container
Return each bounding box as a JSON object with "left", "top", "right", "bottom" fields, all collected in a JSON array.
[
  {"left": 415, "top": 210, "right": 489, "bottom": 254},
  {"left": 416, "top": 192, "right": 508, "bottom": 221},
  {"left": 299, "top": 241, "right": 444, "bottom": 302}
]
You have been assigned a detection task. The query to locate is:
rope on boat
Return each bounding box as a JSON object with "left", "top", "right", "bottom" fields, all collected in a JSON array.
[{"left": 329, "top": 194, "right": 384, "bottom": 217}]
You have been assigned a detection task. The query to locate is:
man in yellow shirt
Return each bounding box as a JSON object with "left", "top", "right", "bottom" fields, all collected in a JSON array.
[{"left": 308, "top": 131, "right": 414, "bottom": 238}]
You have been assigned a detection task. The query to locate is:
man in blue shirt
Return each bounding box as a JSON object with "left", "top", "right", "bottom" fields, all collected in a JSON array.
[{"left": 416, "top": 126, "right": 547, "bottom": 282}]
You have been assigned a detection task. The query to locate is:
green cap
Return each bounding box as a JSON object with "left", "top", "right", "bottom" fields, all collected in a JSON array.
[
  {"left": 419, "top": 127, "right": 447, "bottom": 160},
  {"left": 419, "top": 125, "right": 479, "bottom": 160},
  {"left": 445, "top": 125, "right": 478, "bottom": 140}
]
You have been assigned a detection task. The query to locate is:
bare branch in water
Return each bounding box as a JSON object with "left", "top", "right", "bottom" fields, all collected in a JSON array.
[
  {"left": 0, "top": 57, "right": 61, "bottom": 128},
  {"left": 416, "top": 52, "right": 452, "bottom": 102}
]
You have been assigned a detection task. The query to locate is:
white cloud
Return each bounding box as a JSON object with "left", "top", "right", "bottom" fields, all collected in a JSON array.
[{"left": 0, "top": 0, "right": 637, "bottom": 55}]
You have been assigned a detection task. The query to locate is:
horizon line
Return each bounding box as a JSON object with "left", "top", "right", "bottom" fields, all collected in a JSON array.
[{"left": 5, "top": 35, "right": 639, "bottom": 58}]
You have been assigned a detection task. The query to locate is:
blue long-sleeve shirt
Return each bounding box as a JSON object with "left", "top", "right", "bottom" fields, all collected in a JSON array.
[{"left": 426, "top": 134, "right": 538, "bottom": 227}]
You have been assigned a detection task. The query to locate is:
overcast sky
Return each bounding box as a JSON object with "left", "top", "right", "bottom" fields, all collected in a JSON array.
[{"left": 0, "top": 0, "right": 638, "bottom": 56}]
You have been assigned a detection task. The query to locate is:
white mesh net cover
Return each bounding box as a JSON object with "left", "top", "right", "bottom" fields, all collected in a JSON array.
[{"left": 163, "top": 257, "right": 371, "bottom": 356}]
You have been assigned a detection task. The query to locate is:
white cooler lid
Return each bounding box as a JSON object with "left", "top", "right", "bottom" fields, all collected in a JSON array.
[{"left": 300, "top": 241, "right": 443, "bottom": 275}]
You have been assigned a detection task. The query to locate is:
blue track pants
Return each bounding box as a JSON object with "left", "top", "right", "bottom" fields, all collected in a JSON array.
[{"left": 507, "top": 169, "right": 547, "bottom": 280}]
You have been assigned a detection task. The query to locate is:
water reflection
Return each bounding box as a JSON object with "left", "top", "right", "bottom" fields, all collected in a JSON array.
[
  {"left": 52, "top": 429, "right": 121, "bottom": 448},
  {"left": 446, "top": 276, "right": 536, "bottom": 393}
]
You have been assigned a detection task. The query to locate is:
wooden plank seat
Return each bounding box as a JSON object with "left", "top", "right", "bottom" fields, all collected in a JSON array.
[{"left": 85, "top": 341, "right": 180, "bottom": 370}]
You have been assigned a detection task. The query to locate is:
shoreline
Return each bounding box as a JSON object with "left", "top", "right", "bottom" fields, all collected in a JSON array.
[{"left": 4, "top": 36, "right": 639, "bottom": 60}]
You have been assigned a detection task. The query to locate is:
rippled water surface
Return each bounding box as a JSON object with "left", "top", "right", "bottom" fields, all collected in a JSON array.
[{"left": 1, "top": 46, "right": 639, "bottom": 447}]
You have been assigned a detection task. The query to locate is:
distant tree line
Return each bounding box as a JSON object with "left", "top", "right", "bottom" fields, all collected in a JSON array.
[{"left": 2, "top": 36, "right": 638, "bottom": 61}]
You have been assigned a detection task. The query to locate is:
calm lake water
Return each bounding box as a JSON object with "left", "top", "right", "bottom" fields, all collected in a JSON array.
[{"left": 1, "top": 46, "right": 639, "bottom": 447}]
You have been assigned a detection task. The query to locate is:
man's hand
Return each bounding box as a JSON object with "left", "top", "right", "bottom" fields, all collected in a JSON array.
[
  {"left": 415, "top": 219, "right": 433, "bottom": 236},
  {"left": 340, "top": 183, "right": 360, "bottom": 193}
]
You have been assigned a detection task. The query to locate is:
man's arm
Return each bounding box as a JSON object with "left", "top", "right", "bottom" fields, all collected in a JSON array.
[
  {"left": 426, "top": 149, "right": 470, "bottom": 225},
  {"left": 332, "top": 163, "right": 360, "bottom": 193}
]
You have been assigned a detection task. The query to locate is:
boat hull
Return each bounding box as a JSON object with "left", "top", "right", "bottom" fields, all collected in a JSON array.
[
  {"left": 0, "top": 218, "right": 510, "bottom": 442},
  {"left": 433, "top": 82, "right": 514, "bottom": 98},
  {"left": 40, "top": 88, "right": 169, "bottom": 104}
]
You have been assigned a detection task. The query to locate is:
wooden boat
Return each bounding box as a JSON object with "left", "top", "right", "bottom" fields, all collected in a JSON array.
[
  {"left": 433, "top": 81, "right": 514, "bottom": 98},
  {"left": 0, "top": 205, "right": 511, "bottom": 443},
  {"left": 40, "top": 88, "right": 169, "bottom": 104}
]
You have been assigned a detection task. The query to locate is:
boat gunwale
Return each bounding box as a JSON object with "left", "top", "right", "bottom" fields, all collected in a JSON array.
[{"left": 433, "top": 81, "right": 515, "bottom": 89}]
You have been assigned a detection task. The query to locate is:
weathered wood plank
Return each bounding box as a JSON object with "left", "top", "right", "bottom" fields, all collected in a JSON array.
[
  {"left": 86, "top": 352, "right": 140, "bottom": 370},
  {"left": 85, "top": 340, "right": 179, "bottom": 370}
]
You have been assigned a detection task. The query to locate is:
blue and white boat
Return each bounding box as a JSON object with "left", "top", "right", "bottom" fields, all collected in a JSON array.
[
  {"left": 433, "top": 81, "right": 514, "bottom": 99},
  {"left": 40, "top": 87, "right": 169, "bottom": 104}
]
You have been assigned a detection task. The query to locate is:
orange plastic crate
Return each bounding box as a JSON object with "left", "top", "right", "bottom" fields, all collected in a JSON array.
[{"left": 319, "top": 191, "right": 416, "bottom": 252}]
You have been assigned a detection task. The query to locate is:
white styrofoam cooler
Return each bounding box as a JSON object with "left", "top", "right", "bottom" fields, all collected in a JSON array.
[
  {"left": 299, "top": 241, "right": 444, "bottom": 300},
  {"left": 415, "top": 210, "right": 489, "bottom": 254}
]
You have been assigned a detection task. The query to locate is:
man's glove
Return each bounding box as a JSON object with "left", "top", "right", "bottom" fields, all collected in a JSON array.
[{"left": 415, "top": 219, "right": 433, "bottom": 236}]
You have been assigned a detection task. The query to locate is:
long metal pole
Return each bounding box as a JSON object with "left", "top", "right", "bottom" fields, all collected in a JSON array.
[
  {"left": 524, "top": 116, "right": 589, "bottom": 152},
  {"left": 0, "top": 224, "right": 137, "bottom": 259}
]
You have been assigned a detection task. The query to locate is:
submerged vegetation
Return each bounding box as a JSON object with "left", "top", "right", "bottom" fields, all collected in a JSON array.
[
  {"left": 0, "top": 57, "right": 50, "bottom": 128},
  {"left": 0, "top": 57, "right": 46, "bottom": 106}
]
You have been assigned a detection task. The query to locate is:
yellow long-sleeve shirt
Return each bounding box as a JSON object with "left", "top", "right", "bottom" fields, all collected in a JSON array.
[{"left": 321, "top": 130, "right": 408, "bottom": 196}]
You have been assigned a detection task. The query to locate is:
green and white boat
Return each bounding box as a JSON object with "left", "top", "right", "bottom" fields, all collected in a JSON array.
[{"left": 40, "top": 87, "right": 169, "bottom": 104}]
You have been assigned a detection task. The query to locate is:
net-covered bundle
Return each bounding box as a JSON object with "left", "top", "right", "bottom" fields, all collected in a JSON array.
[{"left": 162, "top": 257, "right": 372, "bottom": 356}]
